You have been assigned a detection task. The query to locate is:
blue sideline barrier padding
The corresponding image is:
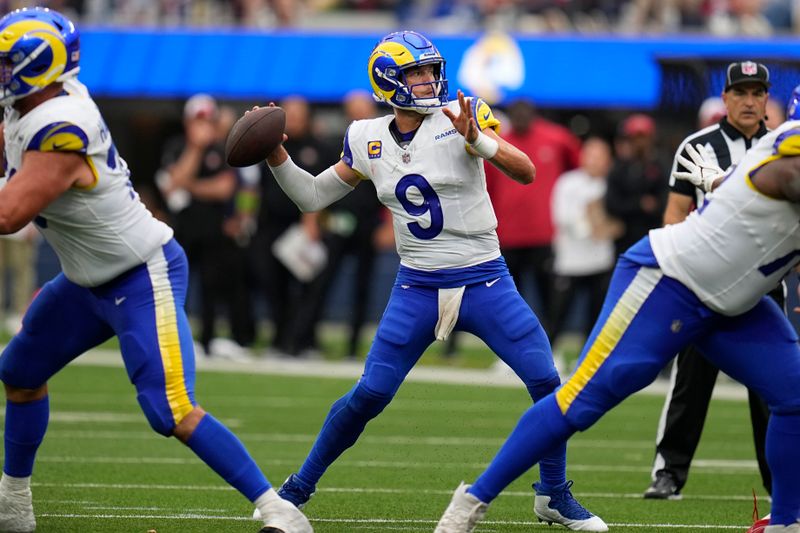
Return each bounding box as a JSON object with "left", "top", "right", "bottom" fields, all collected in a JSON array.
[{"left": 79, "top": 29, "right": 800, "bottom": 108}]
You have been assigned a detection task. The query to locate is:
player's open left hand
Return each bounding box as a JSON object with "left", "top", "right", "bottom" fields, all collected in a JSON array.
[
  {"left": 443, "top": 90, "right": 479, "bottom": 144},
  {"left": 673, "top": 143, "right": 724, "bottom": 193}
]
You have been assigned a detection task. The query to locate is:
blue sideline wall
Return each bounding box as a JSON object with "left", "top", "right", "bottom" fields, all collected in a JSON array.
[{"left": 80, "top": 29, "right": 800, "bottom": 108}]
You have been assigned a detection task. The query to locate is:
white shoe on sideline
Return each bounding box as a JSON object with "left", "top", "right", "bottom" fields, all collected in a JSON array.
[
  {"left": 208, "top": 338, "right": 253, "bottom": 362},
  {"left": 435, "top": 482, "right": 488, "bottom": 533},
  {"left": 0, "top": 477, "right": 35, "bottom": 533}
]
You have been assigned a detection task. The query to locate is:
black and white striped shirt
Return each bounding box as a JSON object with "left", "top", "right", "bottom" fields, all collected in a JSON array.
[{"left": 669, "top": 117, "right": 769, "bottom": 206}]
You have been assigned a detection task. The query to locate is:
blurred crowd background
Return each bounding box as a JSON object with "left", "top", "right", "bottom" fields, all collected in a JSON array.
[
  {"left": 0, "top": 0, "right": 798, "bottom": 35},
  {"left": 1, "top": 1, "right": 800, "bottom": 366}
]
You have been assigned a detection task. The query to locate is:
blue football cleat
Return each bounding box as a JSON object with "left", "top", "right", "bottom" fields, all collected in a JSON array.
[
  {"left": 277, "top": 473, "right": 316, "bottom": 509},
  {"left": 533, "top": 480, "right": 608, "bottom": 532}
]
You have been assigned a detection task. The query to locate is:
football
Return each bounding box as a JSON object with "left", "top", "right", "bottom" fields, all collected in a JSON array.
[{"left": 225, "top": 106, "right": 286, "bottom": 167}]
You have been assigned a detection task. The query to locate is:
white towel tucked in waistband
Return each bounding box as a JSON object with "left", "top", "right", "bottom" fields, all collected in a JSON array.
[{"left": 434, "top": 286, "right": 465, "bottom": 341}]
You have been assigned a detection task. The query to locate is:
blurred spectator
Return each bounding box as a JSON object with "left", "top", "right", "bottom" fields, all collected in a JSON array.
[
  {"left": 288, "top": 90, "right": 386, "bottom": 359},
  {"left": 28, "top": 0, "right": 800, "bottom": 33},
  {"left": 343, "top": 89, "right": 378, "bottom": 123},
  {"left": 549, "top": 137, "right": 620, "bottom": 345},
  {"left": 618, "top": 0, "right": 681, "bottom": 33},
  {"left": 708, "top": 0, "right": 773, "bottom": 36},
  {"left": 395, "top": 0, "right": 482, "bottom": 33},
  {"left": 233, "top": 0, "right": 296, "bottom": 27},
  {"left": 486, "top": 99, "right": 581, "bottom": 326},
  {"left": 256, "top": 95, "right": 339, "bottom": 357},
  {"left": 604, "top": 113, "right": 669, "bottom": 257},
  {"left": 0, "top": 225, "right": 37, "bottom": 334},
  {"left": 219, "top": 105, "right": 260, "bottom": 248},
  {"left": 763, "top": 0, "right": 800, "bottom": 31},
  {"left": 19, "top": 0, "right": 800, "bottom": 34},
  {"left": 765, "top": 97, "right": 785, "bottom": 130},
  {"left": 613, "top": 0, "right": 709, "bottom": 33},
  {"left": 697, "top": 96, "right": 727, "bottom": 128},
  {"left": 156, "top": 93, "right": 254, "bottom": 360},
  {"left": 541, "top": 0, "right": 621, "bottom": 32}
]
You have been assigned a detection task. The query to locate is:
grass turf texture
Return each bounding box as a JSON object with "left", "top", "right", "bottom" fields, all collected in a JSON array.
[{"left": 1, "top": 364, "right": 765, "bottom": 532}]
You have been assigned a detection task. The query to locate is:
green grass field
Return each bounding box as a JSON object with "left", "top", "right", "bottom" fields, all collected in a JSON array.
[{"left": 1, "top": 363, "right": 766, "bottom": 532}]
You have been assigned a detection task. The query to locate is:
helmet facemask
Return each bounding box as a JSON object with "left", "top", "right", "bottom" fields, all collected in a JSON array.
[{"left": 395, "top": 60, "right": 447, "bottom": 114}]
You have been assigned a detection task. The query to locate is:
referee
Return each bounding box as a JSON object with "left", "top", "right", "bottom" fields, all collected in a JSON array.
[{"left": 644, "top": 61, "right": 776, "bottom": 499}]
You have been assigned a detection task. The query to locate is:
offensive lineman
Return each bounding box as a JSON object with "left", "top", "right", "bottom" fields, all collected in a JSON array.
[
  {"left": 435, "top": 117, "right": 800, "bottom": 532},
  {"left": 260, "top": 30, "right": 606, "bottom": 531},
  {"left": 645, "top": 61, "right": 775, "bottom": 500},
  {"left": 0, "top": 8, "right": 311, "bottom": 533}
]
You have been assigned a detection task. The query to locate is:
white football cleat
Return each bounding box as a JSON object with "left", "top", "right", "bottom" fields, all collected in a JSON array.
[
  {"left": 534, "top": 480, "right": 608, "bottom": 532},
  {"left": 0, "top": 476, "right": 35, "bottom": 533},
  {"left": 256, "top": 490, "right": 313, "bottom": 533},
  {"left": 435, "top": 482, "right": 488, "bottom": 533}
]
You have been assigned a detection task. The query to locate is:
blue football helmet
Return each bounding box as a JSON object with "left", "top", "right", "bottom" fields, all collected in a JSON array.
[
  {"left": 0, "top": 7, "right": 77, "bottom": 106},
  {"left": 787, "top": 84, "right": 800, "bottom": 121},
  {"left": 25, "top": 7, "right": 79, "bottom": 81},
  {"left": 368, "top": 30, "right": 448, "bottom": 114}
]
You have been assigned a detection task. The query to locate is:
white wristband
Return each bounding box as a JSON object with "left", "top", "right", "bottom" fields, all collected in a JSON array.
[{"left": 469, "top": 131, "right": 499, "bottom": 159}]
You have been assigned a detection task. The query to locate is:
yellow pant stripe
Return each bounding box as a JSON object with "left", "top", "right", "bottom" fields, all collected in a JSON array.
[
  {"left": 147, "top": 248, "right": 193, "bottom": 425},
  {"left": 556, "top": 267, "right": 662, "bottom": 414}
]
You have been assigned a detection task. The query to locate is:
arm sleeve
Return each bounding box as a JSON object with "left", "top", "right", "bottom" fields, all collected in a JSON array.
[{"left": 268, "top": 156, "right": 354, "bottom": 213}]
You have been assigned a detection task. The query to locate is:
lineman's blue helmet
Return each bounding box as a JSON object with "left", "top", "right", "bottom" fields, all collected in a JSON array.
[
  {"left": 787, "top": 84, "right": 800, "bottom": 121},
  {"left": 0, "top": 7, "right": 79, "bottom": 106}
]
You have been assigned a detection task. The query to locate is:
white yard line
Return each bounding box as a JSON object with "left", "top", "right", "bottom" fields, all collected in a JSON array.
[
  {"left": 36, "top": 455, "right": 759, "bottom": 474},
  {"left": 34, "top": 429, "right": 756, "bottom": 454},
  {"left": 67, "top": 349, "right": 748, "bottom": 400},
  {"left": 34, "top": 512, "right": 748, "bottom": 529},
  {"left": 32, "top": 481, "right": 761, "bottom": 500}
]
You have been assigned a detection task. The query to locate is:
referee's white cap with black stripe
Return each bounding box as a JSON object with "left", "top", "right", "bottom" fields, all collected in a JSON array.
[{"left": 724, "top": 61, "right": 770, "bottom": 91}]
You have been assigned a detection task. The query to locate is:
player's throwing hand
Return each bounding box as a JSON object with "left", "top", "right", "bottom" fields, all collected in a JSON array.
[{"left": 443, "top": 90, "right": 479, "bottom": 144}]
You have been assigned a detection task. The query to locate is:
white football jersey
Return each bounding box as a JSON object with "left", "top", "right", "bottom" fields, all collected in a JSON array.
[
  {"left": 343, "top": 98, "right": 501, "bottom": 270},
  {"left": 2, "top": 79, "right": 173, "bottom": 287},
  {"left": 650, "top": 120, "right": 800, "bottom": 316}
]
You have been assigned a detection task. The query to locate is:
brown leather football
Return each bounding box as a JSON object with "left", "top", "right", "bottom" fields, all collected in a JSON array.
[{"left": 225, "top": 106, "right": 286, "bottom": 167}]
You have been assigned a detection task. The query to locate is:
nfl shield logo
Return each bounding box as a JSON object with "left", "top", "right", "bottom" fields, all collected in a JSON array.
[
  {"left": 742, "top": 61, "right": 758, "bottom": 75},
  {"left": 402, "top": 152, "right": 411, "bottom": 164}
]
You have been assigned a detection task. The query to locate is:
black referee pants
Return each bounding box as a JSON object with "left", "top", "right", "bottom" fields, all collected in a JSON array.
[
  {"left": 651, "top": 288, "right": 785, "bottom": 495},
  {"left": 652, "top": 345, "right": 771, "bottom": 494}
]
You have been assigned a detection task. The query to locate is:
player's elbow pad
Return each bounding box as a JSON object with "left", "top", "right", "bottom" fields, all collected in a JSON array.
[{"left": 269, "top": 157, "right": 354, "bottom": 212}]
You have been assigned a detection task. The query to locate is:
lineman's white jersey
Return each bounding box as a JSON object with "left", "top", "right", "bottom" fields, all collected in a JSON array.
[
  {"left": 342, "top": 98, "right": 501, "bottom": 270},
  {"left": 2, "top": 79, "right": 173, "bottom": 287},
  {"left": 650, "top": 120, "right": 800, "bottom": 316}
]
